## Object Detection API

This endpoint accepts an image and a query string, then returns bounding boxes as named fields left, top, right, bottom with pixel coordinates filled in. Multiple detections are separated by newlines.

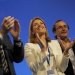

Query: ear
left=32, top=32, right=34, bottom=35
left=54, top=31, right=57, bottom=35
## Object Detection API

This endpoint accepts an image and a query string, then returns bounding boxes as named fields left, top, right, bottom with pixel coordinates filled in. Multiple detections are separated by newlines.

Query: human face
left=54, top=21, right=69, bottom=39
left=32, top=19, right=46, bottom=36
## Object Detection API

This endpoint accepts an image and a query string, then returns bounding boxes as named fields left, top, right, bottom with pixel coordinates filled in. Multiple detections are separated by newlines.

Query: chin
left=61, top=36, right=67, bottom=40
left=61, top=34, right=68, bottom=37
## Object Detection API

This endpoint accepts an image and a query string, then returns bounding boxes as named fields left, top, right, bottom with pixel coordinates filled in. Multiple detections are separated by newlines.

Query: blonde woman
left=24, top=17, right=68, bottom=75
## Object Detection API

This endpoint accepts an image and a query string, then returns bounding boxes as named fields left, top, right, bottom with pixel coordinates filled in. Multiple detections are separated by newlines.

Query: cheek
left=32, top=25, right=38, bottom=34
left=56, top=31, right=61, bottom=35
left=33, top=27, right=37, bottom=32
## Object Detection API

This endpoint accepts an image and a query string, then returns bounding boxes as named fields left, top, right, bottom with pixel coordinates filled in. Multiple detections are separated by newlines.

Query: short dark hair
left=52, top=20, right=69, bottom=39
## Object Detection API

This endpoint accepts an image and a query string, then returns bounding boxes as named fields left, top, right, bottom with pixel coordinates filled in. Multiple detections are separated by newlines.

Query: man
left=0, top=16, right=24, bottom=75
left=52, top=20, right=75, bottom=75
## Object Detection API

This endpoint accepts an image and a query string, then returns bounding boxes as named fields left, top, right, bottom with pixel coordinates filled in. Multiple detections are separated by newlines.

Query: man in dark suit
left=52, top=20, right=75, bottom=75
left=0, top=16, right=24, bottom=75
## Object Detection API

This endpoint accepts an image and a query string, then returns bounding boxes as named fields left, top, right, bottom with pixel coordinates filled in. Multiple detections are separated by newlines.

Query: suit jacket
left=50, top=40, right=75, bottom=74
left=0, top=34, right=24, bottom=75
left=24, top=41, right=69, bottom=75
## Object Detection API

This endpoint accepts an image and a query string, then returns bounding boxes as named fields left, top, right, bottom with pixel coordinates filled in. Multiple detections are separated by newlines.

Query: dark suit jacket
left=72, top=44, right=75, bottom=55
left=0, top=34, right=24, bottom=75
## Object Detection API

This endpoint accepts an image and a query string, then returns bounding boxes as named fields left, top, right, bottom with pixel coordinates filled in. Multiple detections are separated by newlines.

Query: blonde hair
left=28, top=17, right=51, bottom=43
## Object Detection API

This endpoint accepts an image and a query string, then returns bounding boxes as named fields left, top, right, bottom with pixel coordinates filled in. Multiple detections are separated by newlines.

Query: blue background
left=0, top=0, right=75, bottom=75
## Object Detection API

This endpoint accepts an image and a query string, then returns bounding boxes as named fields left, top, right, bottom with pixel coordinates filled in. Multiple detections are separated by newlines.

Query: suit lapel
left=48, top=41, right=58, bottom=59
left=34, top=44, right=48, bottom=70
left=48, top=40, right=63, bottom=63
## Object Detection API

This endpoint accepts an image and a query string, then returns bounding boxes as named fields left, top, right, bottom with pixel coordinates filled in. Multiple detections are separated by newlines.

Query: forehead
left=55, top=21, right=67, bottom=27
left=33, top=19, right=43, bottom=24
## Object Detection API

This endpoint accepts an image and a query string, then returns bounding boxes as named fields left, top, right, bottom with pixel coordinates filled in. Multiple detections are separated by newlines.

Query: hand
left=36, top=33, right=46, bottom=47
left=73, top=38, right=75, bottom=44
left=57, top=37, right=74, bottom=55
left=36, top=33, right=48, bottom=53
left=10, top=20, right=20, bottom=40
left=0, top=16, right=14, bottom=36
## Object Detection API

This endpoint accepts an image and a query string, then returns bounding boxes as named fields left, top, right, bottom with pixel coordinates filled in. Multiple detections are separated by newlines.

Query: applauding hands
left=0, top=16, right=21, bottom=40
left=58, top=36, right=75, bottom=55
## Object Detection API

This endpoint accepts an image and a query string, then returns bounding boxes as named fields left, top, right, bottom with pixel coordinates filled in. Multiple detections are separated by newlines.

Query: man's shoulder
left=24, top=43, right=38, bottom=48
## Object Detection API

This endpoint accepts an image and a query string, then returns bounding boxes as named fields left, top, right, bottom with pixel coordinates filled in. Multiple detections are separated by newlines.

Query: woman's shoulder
left=24, top=43, right=38, bottom=48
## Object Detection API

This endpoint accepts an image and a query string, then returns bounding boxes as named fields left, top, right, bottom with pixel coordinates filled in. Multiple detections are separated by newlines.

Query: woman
left=24, top=17, right=68, bottom=75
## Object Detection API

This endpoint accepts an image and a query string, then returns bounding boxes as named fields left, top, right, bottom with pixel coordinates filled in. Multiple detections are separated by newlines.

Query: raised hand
left=36, top=33, right=47, bottom=47
left=10, top=20, right=20, bottom=40
left=58, top=37, right=74, bottom=55
left=73, top=38, right=75, bottom=44
left=0, top=16, right=14, bottom=36
left=36, top=33, right=48, bottom=53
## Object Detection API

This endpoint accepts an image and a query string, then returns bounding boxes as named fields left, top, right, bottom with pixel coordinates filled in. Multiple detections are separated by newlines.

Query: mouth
left=61, top=32, right=67, bottom=35
left=62, top=32, right=66, bottom=33
left=37, top=26, right=44, bottom=30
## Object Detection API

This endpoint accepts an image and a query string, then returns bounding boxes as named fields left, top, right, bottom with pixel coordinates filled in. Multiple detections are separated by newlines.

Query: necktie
left=0, top=45, right=9, bottom=72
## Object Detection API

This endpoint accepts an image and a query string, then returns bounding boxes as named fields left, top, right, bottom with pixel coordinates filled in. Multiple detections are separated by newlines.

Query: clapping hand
left=10, top=20, right=20, bottom=40
left=0, top=16, right=14, bottom=36
left=57, top=37, right=74, bottom=55
left=36, top=33, right=48, bottom=53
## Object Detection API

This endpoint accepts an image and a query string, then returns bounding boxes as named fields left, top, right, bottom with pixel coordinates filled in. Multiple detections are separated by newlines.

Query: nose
left=62, top=27, right=65, bottom=30
left=38, top=24, right=41, bottom=27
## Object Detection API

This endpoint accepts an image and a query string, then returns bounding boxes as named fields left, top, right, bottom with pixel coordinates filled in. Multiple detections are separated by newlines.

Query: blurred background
left=0, top=0, right=75, bottom=75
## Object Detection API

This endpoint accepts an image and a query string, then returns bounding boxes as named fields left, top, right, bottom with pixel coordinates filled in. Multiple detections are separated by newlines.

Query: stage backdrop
left=0, top=0, right=75, bottom=75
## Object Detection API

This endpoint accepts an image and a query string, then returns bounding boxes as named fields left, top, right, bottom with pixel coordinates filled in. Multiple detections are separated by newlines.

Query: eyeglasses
left=56, top=25, right=68, bottom=30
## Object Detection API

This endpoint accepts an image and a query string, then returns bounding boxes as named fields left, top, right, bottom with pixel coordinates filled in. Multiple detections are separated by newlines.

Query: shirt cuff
left=63, top=53, right=69, bottom=58
left=15, top=42, right=21, bottom=47
left=0, top=34, right=3, bottom=40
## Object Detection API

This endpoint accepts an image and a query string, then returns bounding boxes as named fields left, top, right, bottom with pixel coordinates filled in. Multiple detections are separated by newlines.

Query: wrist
left=64, top=50, right=69, bottom=55
left=14, top=37, right=21, bottom=43
left=64, top=53, right=69, bottom=57
left=14, top=37, right=20, bottom=41
left=0, top=30, right=5, bottom=36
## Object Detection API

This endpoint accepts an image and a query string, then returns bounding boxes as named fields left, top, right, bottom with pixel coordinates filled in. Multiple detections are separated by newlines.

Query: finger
left=8, top=20, right=14, bottom=26
left=57, top=36, right=63, bottom=44
left=36, top=33, right=43, bottom=43
left=57, top=36, right=65, bottom=48
left=36, top=33, right=40, bottom=39
left=7, top=23, right=14, bottom=30
left=2, top=17, right=7, bottom=25
left=73, top=38, right=75, bottom=43
left=2, top=16, right=11, bottom=25
left=67, top=38, right=71, bottom=42
left=14, top=20, right=20, bottom=32
left=70, top=42, right=74, bottom=47
left=64, top=38, right=70, bottom=43
left=6, top=17, right=14, bottom=24
left=6, top=16, right=11, bottom=20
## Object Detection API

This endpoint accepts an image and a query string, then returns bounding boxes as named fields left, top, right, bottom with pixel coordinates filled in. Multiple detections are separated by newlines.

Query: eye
left=34, top=23, right=38, bottom=26
left=64, top=25, right=68, bottom=28
left=56, top=26, right=62, bottom=30
left=58, top=26, right=62, bottom=29
left=40, top=22, right=44, bottom=24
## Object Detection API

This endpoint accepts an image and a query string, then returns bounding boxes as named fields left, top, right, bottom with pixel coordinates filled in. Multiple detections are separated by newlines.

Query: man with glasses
left=52, top=20, right=75, bottom=75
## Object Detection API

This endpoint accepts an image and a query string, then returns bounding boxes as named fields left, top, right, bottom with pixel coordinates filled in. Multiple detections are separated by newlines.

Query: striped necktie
left=0, top=45, right=9, bottom=72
